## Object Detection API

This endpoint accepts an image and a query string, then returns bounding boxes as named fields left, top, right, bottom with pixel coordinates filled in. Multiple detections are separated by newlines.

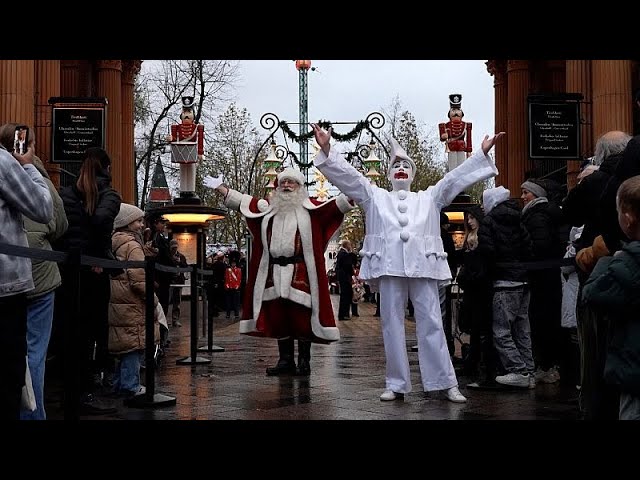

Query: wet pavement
left=45, top=296, right=582, bottom=421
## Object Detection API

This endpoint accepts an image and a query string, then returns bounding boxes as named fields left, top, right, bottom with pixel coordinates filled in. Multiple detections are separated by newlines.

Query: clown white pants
left=379, top=276, right=457, bottom=393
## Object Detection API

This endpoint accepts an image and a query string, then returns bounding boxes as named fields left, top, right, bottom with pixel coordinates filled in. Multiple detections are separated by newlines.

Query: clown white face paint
left=388, top=158, right=413, bottom=191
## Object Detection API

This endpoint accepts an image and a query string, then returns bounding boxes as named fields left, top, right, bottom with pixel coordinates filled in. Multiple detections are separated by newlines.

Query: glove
left=203, top=174, right=224, bottom=189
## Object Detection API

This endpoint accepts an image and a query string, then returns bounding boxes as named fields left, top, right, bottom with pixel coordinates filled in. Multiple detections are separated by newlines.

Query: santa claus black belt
left=269, top=255, right=305, bottom=266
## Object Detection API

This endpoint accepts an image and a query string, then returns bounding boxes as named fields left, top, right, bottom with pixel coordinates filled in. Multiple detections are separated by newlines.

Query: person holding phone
left=14, top=126, right=29, bottom=155
left=0, top=123, right=53, bottom=420
left=0, top=123, right=69, bottom=420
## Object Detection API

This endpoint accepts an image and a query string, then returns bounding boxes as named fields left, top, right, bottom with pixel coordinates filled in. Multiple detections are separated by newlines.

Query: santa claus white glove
left=203, top=174, right=224, bottom=189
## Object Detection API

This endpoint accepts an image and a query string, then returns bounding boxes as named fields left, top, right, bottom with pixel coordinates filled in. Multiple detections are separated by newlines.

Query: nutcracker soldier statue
left=166, top=96, right=205, bottom=199
left=439, top=94, right=472, bottom=172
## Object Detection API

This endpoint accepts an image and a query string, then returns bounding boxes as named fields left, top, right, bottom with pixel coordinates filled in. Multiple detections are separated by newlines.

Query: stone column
left=566, top=60, right=592, bottom=190
left=0, top=60, right=35, bottom=126
left=96, top=60, right=123, bottom=196
left=120, top=60, right=141, bottom=204
left=487, top=60, right=508, bottom=187
left=35, top=61, right=61, bottom=187
left=592, top=60, right=633, bottom=139
left=506, top=60, right=530, bottom=196
left=547, top=60, right=566, bottom=93
left=60, top=60, right=81, bottom=97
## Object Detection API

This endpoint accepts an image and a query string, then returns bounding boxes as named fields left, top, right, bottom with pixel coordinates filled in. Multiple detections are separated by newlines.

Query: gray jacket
left=0, top=145, right=53, bottom=297
left=24, top=156, right=68, bottom=299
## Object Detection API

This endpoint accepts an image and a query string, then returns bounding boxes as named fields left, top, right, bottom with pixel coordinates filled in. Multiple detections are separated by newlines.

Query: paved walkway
left=46, top=296, right=581, bottom=420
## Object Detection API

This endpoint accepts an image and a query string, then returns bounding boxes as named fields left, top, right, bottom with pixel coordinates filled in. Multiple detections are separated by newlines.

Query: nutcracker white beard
left=270, top=186, right=308, bottom=213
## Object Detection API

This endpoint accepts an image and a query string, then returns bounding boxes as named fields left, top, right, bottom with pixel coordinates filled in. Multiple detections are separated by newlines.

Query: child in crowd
left=583, top=175, right=640, bottom=420
left=109, top=203, right=160, bottom=397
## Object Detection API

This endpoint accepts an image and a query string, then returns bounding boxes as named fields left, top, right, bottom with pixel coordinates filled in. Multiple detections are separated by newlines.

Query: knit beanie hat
left=114, top=203, right=145, bottom=229
left=482, top=186, right=511, bottom=214
left=520, top=179, right=547, bottom=198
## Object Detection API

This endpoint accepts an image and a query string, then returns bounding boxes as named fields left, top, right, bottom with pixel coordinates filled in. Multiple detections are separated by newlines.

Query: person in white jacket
left=312, top=124, right=504, bottom=403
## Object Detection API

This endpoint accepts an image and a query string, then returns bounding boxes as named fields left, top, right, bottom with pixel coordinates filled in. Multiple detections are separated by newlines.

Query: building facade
left=486, top=60, right=640, bottom=193
left=0, top=60, right=141, bottom=203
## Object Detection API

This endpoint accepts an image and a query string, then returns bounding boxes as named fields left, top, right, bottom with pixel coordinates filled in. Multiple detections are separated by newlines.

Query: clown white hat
left=277, top=167, right=306, bottom=186
left=389, top=137, right=416, bottom=173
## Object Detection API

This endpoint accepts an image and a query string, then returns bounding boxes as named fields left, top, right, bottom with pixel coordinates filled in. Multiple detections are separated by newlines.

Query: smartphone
left=14, top=125, right=29, bottom=155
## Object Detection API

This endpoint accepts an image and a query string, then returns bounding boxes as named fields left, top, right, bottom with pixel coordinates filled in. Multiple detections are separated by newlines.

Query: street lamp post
left=295, top=60, right=312, bottom=183
left=148, top=97, right=228, bottom=365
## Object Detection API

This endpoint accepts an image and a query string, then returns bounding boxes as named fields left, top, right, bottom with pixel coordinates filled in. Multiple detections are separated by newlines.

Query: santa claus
left=203, top=168, right=353, bottom=376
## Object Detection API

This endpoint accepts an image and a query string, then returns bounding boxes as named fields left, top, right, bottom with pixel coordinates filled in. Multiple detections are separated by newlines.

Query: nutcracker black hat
left=181, top=96, right=195, bottom=109
left=449, top=94, right=462, bottom=109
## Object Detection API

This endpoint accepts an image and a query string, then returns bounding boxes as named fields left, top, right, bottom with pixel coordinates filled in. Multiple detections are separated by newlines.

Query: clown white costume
left=312, top=124, right=504, bottom=402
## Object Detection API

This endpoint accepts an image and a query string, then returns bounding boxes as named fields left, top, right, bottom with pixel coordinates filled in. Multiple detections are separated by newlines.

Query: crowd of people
left=4, top=107, right=640, bottom=420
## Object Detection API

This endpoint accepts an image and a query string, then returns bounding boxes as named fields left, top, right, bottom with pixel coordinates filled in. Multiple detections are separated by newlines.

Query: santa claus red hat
left=276, top=167, right=306, bottom=187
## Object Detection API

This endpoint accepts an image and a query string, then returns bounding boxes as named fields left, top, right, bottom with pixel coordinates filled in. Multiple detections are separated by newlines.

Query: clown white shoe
left=379, top=390, right=404, bottom=401
left=444, top=386, right=467, bottom=403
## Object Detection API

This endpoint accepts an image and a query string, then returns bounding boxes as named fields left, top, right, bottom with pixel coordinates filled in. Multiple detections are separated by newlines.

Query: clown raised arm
left=312, top=122, right=504, bottom=405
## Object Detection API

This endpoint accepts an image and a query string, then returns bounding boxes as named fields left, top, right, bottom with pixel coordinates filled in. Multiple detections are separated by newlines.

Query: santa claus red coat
left=223, top=188, right=353, bottom=344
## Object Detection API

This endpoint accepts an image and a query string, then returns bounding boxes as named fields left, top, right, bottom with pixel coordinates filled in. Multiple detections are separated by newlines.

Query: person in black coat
left=440, top=211, right=458, bottom=358
left=521, top=178, right=566, bottom=384
left=599, top=135, right=640, bottom=254
left=146, top=213, right=173, bottom=315
left=563, top=131, right=630, bottom=255
left=478, top=186, right=534, bottom=388
left=565, top=131, right=631, bottom=420
left=458, top=205, right=497, bottom=387
left=56, top=147, right=121, bottom=414
left=335, top=239, right=355, bottom=320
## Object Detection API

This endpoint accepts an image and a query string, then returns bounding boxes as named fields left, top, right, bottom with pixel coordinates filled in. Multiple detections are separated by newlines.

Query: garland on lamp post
left=249, top=112, right=389, bottom=196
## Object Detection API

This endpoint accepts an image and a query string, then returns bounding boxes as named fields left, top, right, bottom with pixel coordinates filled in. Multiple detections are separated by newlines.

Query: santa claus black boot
left=266, top=337, right=296, bottom=376
left=296, top=339, right=311, bottom=376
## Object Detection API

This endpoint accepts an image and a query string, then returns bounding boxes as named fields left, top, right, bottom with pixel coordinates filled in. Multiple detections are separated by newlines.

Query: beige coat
left=108, top=230, right=159, bottom=354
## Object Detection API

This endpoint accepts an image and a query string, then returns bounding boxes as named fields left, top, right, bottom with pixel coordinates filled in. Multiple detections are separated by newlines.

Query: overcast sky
left=233, top=60, right=495, bottom=159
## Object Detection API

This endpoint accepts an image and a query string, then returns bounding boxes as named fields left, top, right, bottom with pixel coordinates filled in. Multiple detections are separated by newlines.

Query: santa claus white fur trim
left=227, top=188, right=341, bottom=342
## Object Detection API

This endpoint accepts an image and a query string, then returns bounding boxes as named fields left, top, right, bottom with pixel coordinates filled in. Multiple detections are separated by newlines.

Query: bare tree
left=198, top=103, right=266, bottom=250
left=134, top=60, right=239, bottom=208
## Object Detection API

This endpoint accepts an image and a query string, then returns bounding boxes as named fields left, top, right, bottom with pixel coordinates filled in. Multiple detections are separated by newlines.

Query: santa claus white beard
left=270, top=187, right=307, bottom=213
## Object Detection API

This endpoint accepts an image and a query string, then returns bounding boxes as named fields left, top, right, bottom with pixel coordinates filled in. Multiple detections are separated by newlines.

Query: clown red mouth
left=394, top=172, right=408, bottom=179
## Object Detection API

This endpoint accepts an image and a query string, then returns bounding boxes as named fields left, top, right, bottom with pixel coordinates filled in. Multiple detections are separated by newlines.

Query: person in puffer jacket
left=109, top=203, right=160, bottom=398
left=477, top=186, right=534, bottom=389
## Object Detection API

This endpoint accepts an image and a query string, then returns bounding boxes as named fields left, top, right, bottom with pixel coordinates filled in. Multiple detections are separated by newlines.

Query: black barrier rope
left=0, top=238, right=585, bottom=416
left=0, top=241, right=579, bottom=273
left=0, top=241, right=181, bottom=415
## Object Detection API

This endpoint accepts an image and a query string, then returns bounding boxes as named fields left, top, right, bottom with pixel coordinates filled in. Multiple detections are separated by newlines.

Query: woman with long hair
left=457, top=205, right=498, bottom=388
left=56, top=147, right=121, bottom=414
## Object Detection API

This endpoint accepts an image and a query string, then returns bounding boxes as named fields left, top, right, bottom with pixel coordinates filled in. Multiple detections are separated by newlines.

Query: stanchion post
left=176, top=262, right=210, bottom=365
left=125, top=255, right=176, bottom=408
left=64, top=247, right=81, bottom=421
left=144, top=256, right=156, bottom=399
